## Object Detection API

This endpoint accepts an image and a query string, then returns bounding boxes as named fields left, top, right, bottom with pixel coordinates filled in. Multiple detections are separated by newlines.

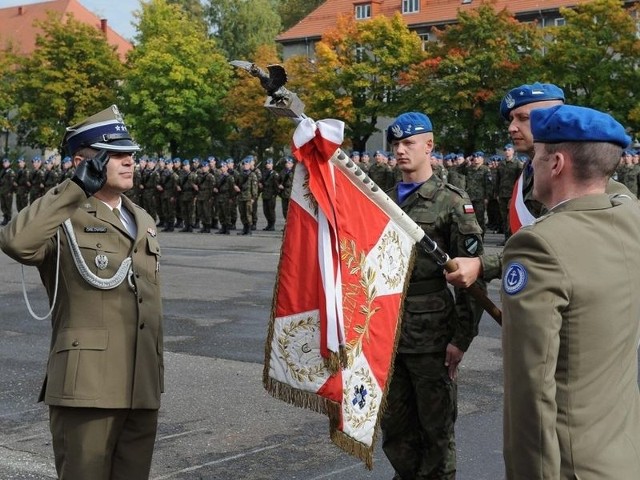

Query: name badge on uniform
left=85, top=226, right=108, bottom=233
left=503, top=262, right=527, bottom=295
left=95, top=254, right=109, bottom=270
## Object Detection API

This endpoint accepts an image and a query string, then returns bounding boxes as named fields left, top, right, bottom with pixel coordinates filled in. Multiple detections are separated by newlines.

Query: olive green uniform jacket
left=501, top=194, right=640, bottom=480
left=389, top=176, right=485, bottom=353
left=0, top=180, right=164, bottom=409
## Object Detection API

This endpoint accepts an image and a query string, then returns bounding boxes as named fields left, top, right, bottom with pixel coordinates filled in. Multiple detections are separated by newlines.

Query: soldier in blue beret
left=501, top=104, right=640, bottom=480
left=381, top=111, right=485, bottom=480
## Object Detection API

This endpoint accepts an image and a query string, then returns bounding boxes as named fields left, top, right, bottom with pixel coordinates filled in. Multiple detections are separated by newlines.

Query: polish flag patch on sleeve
left=463, top=204, right=475, bottom=214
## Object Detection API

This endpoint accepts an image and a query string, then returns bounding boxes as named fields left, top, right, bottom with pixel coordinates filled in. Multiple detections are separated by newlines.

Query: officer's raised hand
left=72, top=149, right=110, bottom=196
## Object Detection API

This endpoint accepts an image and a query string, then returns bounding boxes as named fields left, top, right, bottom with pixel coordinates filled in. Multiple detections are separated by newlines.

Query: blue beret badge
left=503, top=262, right=528, bottom=295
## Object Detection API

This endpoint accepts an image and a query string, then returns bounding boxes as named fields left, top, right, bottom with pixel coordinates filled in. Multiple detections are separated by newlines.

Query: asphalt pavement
left=0, top=210, right=507, bottom=480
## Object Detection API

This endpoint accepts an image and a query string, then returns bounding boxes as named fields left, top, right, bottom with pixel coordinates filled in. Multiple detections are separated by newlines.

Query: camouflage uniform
left=495, top=157, right=523, bottom=240
left=461, top=163, right=492, bottom=236
left=178, top=166, right=198, bottom=232
left=195, top=167, right=216, bottom=232
left=215, top=167, right=236, bottom=234
left=42, top=163, right=61, bottom=195
left=251, top=166, right=262, bottom=230
left=279, top=165, right=294, bottom=219
left=14, top=162, right=29, bottom=212
left=368, top=161, right=390, bottom=190
left=236, top=167, right=258, bottom=235
left=158, top=165, right=179, bottom=232
left=382, top=175, right=485, bottom=480
left=29, top=165, right=46, bottom=204
left=0, top=161, right=16, bottom=224
left=261, top=164, right=280, bottom=231
left=445, top=164, right=466, bottom=190
left=228, top=164, right=240, bottom=229
left=140, top=165, right=159, bottom=222
left=616, top=163, right=639, bottom=198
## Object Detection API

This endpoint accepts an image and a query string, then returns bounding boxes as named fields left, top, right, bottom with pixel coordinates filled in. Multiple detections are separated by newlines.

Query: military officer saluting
left=0, top=105, right=164, bottom=480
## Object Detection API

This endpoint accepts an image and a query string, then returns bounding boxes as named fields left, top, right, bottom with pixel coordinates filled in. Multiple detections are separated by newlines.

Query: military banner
left=263, top=118, right=415, bottom=467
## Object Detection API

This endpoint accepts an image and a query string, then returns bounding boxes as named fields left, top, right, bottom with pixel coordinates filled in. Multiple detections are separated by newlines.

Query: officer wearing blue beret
left=501, top=104, right=640, bottom=479
left=446, top=83, right=635, bottom=288
left=0, top=105, right=163, bottom=479
left=381, top=111, right=485, bottom=480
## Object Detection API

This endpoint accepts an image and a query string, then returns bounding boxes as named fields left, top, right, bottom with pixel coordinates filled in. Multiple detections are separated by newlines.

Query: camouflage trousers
left=238, top=199, right=253, bottom=226
left=281, top=197, right=290, bottom=219
left=0, top=192, right=12, bottom=218
left=471, top=199, right=486, bottom=236
left=381, top=351, right=457, bottom=480
left=16, top=191, right=28, bottom=212
left=498, top=197, right=512, bottom=239
left=141, top=194, right=157, bottom=222
left=262, top=197, right=277, bottom=227
left=197, top=197, right=213, bottom=226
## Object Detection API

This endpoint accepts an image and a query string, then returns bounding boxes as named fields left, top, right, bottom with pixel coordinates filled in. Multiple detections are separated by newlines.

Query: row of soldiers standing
left=0, top=155, right=75, bottom=225
left=125, top=155, right=296, bottom=235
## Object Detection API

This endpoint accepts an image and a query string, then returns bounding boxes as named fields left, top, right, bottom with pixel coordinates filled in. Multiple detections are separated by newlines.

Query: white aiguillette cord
left=21, top=229, right=61, bottom=321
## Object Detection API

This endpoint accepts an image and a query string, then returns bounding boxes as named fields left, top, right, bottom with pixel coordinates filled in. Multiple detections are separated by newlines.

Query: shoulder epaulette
left=444, top=182, right=466, bottom=198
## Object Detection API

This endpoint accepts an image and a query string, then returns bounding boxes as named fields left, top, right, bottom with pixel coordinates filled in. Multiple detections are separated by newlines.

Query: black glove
left=71, top=149, right=110, bottom=196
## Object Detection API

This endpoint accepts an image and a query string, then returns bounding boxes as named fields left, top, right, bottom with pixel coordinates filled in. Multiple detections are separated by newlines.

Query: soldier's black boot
left=263, top=223, right=275, bottom=231
left=251, top=224, right=257, bottom=230
left=216, top=225, right=228, bottom=235
left=199, top=224, right=210, bottom=233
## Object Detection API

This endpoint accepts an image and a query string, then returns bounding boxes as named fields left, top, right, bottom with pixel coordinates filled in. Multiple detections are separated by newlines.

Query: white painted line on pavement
left=151, top=443, right=282, bottom=480
left=308, top=463, right=361, bottom=479
left=156, top=428, right=209, bottom=441
left=0, top=408, right=43, bottom=419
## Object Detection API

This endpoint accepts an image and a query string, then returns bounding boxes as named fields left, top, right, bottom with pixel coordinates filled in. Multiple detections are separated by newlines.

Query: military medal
left=95, top=254, right=109, bottom=270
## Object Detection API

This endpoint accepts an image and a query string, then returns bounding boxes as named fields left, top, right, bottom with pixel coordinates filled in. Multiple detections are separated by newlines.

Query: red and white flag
left=509, top=172, right=535, bottom=233
left=264, top=118, right=415, bottom=467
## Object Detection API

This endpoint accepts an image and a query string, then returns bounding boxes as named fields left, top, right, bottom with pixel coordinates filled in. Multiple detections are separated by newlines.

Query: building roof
left=0, top=0, right=132, bottom=59
left=277, top=0, right=615, bottom=42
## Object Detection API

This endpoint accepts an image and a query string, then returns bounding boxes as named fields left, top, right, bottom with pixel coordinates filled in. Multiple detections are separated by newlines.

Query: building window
left=419, top=32, right=430, bottom=50
left=554, top=17, right=566, bottom=26
left=355, top=3, right=371, bottom=19
left=402, top=0, right=419, bottom=14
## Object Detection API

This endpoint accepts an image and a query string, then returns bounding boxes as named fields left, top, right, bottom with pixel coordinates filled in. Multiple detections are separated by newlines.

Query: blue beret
left=285, top=157, right=294, bottom=163
left=62, top=105, right=140, bottom=155
left=374, top=150, right=383, bottom=156
left=473, top=151, right=485, bottom=157
left=387, top=112, right=433, bottom=143
left=225, top=157, right=234, bottom=164
left=351, top=151, right=360, bottom=157
left=504, top=143, right=513, bottom=150
left=265, top=158, right=273, bottom=164
left=500, top=83, right=565, bottom=121
left=2, top=157, right=9, bottom=163
left=63, top=156, right=72, bottom=163
left=182, top=159, right=190, bottom=166
left=219, top=160, right=227, bottom=166
left=32, top=155, right=41, bottom=162
left=201, top=160, right=209, bottom=166
left=362, top=151, right=370, bottom=156
left=531, top=105, right=631, bottom=148
left=432, top=152, right=443, bottom=160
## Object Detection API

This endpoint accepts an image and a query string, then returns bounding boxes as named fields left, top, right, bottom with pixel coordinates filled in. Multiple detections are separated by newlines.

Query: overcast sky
left=0, top=0, right=139, bottom=40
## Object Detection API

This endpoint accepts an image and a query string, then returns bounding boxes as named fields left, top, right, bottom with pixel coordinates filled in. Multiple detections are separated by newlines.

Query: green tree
left=224, top=45, right=292, bottom=161
left=405, top=3, right=542, bottom=154
left=123, top=0, right=231, bottom=158
left=278, top=0, right=325, bottom=31
left=11, top=12, right=124, bottom=151
left=288, top=13, right=424, bottom=152
left=205, top=0, right=282, bottom=60
left=542, top=0, right=640, bottom=133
